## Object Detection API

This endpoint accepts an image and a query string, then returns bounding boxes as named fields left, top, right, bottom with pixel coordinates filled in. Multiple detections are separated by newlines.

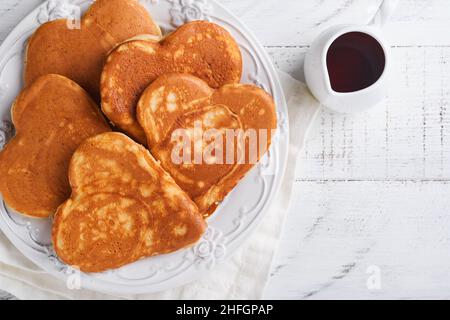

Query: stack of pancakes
left=0, top=0, right=277, bottom=272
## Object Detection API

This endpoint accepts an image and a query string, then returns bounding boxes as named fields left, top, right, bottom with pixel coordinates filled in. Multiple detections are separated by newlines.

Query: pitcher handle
left=369, top=0, right=399, bottom=27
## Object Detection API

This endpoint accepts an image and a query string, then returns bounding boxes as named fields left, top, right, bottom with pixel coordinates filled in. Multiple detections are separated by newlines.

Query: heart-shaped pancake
left=52, top=132, right=206, bottom=272
left=137, top=74, right=277, bottom=217
left=101, top=21, right=242, bottom=144
left=25, top=0, right=161, bottom=100
left=0, top=74, right=111, bottom=218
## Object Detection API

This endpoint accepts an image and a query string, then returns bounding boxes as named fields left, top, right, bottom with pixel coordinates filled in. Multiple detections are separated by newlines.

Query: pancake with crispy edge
left=52, top=132, right=206, bottom=272
left=0, top=74, right=111, bottom=218
left=137, top=73, right=277, bottom=217
left=101, top=21, right=242, bottom=144
left=25, top=0, right=162, bottom=100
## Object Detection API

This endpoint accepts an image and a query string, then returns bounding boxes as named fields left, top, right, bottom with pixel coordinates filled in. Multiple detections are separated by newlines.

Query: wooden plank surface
left=266, top=180, right=450, bottom=299
left=1, top=0, right=450, bottom=300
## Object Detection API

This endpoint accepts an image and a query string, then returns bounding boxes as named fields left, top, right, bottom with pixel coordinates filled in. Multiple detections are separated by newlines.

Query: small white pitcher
left=304, top=0, right=399, bottom=113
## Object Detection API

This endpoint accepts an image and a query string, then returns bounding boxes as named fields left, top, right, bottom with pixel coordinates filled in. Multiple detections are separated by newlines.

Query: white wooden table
left=2, top=0, right=450, bottom=300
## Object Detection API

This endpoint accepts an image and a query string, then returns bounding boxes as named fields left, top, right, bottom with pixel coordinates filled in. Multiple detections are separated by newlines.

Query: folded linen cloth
left=0, top=71, right=320, bottom=300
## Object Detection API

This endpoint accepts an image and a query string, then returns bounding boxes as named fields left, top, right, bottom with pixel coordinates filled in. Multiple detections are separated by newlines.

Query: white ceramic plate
left=0, top=0, right=288, bottom=295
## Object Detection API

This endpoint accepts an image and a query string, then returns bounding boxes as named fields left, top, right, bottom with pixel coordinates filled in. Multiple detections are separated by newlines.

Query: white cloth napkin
left=0, top=71, right=320, bottom=300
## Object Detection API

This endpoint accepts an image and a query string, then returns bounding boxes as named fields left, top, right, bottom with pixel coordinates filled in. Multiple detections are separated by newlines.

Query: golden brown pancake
left=52, top=132, right=206, bottom=272
left=0, top=74, right=111, bottom=218
left=25, top=0, right=161, bottom=100
left=137, top=74, right=277, bottom=217
left=101, top=21, right=243, bottom=144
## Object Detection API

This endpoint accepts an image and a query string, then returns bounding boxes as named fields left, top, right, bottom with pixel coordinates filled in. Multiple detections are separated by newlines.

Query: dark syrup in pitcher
left=326, top=32, right=386, bottom=93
